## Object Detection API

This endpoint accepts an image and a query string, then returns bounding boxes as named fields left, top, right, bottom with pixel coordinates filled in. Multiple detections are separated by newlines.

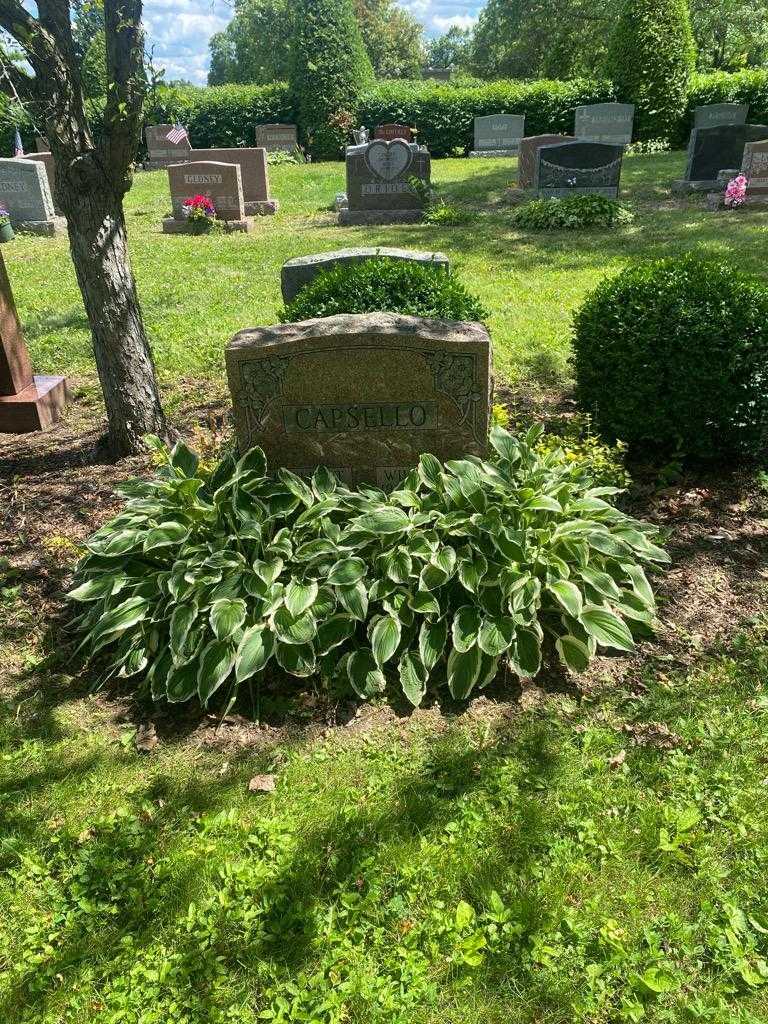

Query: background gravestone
left=694, top=104, right=749, bottom=129
left=518, top=134, right=573, bottom=189
left=145, top=125, right=192, bottom=169
left=373, top=124, right=415, bottom=142
left=25, top=152, right=61, bottom=215
left=741, top=139, right=768, bottom=202
left=678, top=123, right=768, bottom=189
left=534, top=141, right=624, bottom=197
left=575, top=103, right=635, bottom=146
left=35, top=136, right=49, bottom=153
left=0, top=250, right=68, bottom=433
left=340, top=140, right=430, bottom=225
left=163, top=161, right=250, bottom=233
left=281, top=248, right=449, bottom=304
left=225, top=312, right=491, bottom=488
left=422, top=67, right=451, bottom=81
left=0, top=158, right=63, bottom=235
left=181, top=147, right=278, bottom=214
left=255, top=124, right=298, bottom=152
left=469, top=114, right=525, bottom=157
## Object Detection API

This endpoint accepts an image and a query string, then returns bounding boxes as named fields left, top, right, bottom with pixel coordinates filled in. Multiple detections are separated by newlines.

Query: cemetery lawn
left=2, top=150, right=768, bottom=1023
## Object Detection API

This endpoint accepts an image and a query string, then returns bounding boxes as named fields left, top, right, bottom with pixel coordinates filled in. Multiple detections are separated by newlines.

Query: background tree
left=353, top=0, right=422, bottom=78
left=689, top=0, right=768, bottom=70
left=208, top=0, right=293, bottom=86
left=0, top=0, right=168, bottom=456
left=424, top=26, right=474, bottom=72
left=608, top=0, right=696, bottom=139
left=289, top=0, right=373, bottom=158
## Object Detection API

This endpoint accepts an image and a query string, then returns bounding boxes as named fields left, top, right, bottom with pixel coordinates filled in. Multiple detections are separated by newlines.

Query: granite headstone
left=741, top=138, right=768, bottom=201
left=518, top=134, right=573, bottom=189
left=469, top=114, right=525, bottom=157
left=25, top=152, right=60, bottom=214
left=225, top=312, right=491, bottom=488
left=340, top=140, right=430, bottom=225
left=181, top=147, right=278, bottom=214
left=575, top=103, right=634, bottom=146
left=255, top=124, right=298, bottom=152
left=163, top=160, right=250, bottom=233
left=681, top=123, right=768, bottom=188
left=0, top=158, right=62, bottom=235
left=373, top=124, right=415, bottom=142
left=145, top=124, right=192, bottom=169
left=533, top=141, right=624, bottom=198
left=694, top=104, right=749, bottom=129
left=281, top=248, right=449, bottom=304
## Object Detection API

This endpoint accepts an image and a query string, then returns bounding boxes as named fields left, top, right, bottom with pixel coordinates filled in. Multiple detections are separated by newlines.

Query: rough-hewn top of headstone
left=280, top=248, right=449, bottom=303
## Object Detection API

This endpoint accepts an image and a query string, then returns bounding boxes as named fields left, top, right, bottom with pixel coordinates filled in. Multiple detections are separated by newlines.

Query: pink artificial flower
left=724, top=175, right=748, bottom=208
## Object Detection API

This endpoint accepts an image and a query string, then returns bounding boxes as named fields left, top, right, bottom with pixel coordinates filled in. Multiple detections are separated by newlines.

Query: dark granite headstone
left=684, top=124, right=768, bottom=186
left=225, top=312, right=491, bottom=488
left=518, top=135, right=573, bottom=189
left=694, top=104, right=748, bottom=129
left=534, top=141, right=624, bottom=198
left=575, top=103, right=634, bottom=146
left=340, top=140, right=430, bottom=225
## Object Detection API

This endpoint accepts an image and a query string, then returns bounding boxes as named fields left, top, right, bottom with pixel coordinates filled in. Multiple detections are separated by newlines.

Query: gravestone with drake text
left=340, top=140, right=430, bottom=224
left=225, top=312, right=491, bottom=488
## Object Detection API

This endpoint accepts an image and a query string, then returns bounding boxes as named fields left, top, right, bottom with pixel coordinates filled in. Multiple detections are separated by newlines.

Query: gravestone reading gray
left=25, top=153, right=61, bottom=214
left=339, top=140, right=430, bottom=225
left=694, top=104, right=749, bottom=129
left=281, top=248, right=450, bottom=304
left=183, top=148, right=278, bottom=214
left=255, top=124, right=298, bottom=152
left=533, top=141, right=624, bottom=198
left=145, top=124, right=192, bottom=170
left=469, top=114, right=525, bottom=157
left=741, top=139, right=768, bottom=202
left=373, top=124, right=415, bottom=143
left=225, top=312, right=491, bottom=488
left=0, top=249, right=68, bottom=433
left=422, top=67, right=452, bottom=81
left=517, top=134, right=573, bottom=189
left=163, top=161, right=250, bottom=233
left=675, top=123, right=768, bottom=190
left=575, top=103, right=635, bottom=146
left=0, top=158, right=63, bottom=235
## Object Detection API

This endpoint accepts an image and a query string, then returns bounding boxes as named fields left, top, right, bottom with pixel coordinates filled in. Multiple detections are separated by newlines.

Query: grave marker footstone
left=575, top=103, right=634, bottom=146
left=339, top=140, right=430, bottom=225
left=518, top=134, right=573, bottom=189
left=163, top=160, right=251, bottom=233
left=534, top=141, right=624, bottom=198
left=255, top=124, right=298, bottom=152
left=373, top=124, right=415, bottom=143
left=182, top=148, right=278, bottom=214
left=145, top=124, right=192, bottom=169
left=694, top=104, right=748, bottom=129
left=225, top=312, right=491, bottom=488
left=0, top=250, right=68, bottom=433
left=0, top=158, right=64, bottom=235
left=281, top=248, right=449, bottom=304
left=674, top=123, right=768, bottom=191
left=469, top=114, right=525, bottom=157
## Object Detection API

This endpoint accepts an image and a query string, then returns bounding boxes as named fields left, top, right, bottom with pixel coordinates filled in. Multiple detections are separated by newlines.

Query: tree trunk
left=59, top=168, right=168, bottom=458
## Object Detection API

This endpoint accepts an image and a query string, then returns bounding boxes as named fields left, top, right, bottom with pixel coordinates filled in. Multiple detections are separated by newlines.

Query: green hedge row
left=3, top=70, right=768, bottom=158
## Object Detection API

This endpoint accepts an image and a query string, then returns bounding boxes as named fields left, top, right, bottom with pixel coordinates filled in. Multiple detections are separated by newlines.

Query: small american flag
left=166, top=124, right=188, bottom=145
left=13, top=129, right=24, bottom=157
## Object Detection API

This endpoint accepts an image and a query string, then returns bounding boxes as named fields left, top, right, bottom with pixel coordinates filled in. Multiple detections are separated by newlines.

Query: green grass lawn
left=3, top=151, right=768, bottom=1023
left=10, top=151, right=768, bottom=394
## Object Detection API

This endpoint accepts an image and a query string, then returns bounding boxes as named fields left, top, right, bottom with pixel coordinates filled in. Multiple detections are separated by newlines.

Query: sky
left=142, top=0, right=484, bottom=86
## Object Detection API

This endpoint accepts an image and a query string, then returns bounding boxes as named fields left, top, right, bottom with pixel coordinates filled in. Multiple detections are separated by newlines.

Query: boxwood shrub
left=573, top=254, right=768, bottom=458
left=280, top=258, right=487, bottom=322
left=68, top=428, right=667, bottom=711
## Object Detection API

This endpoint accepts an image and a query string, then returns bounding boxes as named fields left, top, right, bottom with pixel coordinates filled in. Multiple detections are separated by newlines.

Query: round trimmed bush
left=573, top=254, right=768, bottom=458
left=280, top=258, right=487, bottom=322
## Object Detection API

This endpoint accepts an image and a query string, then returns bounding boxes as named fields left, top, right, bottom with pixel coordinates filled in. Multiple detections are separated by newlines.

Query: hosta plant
left=68, top=427, right=668, bottom=711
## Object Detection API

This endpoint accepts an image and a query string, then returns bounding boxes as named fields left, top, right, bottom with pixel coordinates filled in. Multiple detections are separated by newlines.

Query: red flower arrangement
left=182, top=194, right=216, bottom=228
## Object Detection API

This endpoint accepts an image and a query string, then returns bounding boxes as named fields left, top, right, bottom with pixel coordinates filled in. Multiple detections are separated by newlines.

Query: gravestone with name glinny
left=674, top=123, right=768, bottom=191
left=0, top=158, right=64, bottom=236
left=374, top=124, right=415, bottom=143
left=574, top=103, right=635, bottom=146
left=340, top=139, right=430, bottom=225
left=740, top=138, right=768, bottom=203
left=281, top=248, right=450, bottom=304
left=0, top=248, right=68, bottom=433
left=533, top=141, right=624, bottom=198
left=225, top=312, right=491, bottom=489
left=255, top=124, right=298, bottom=153
left=517, top=134, right=573, bottom=189
left=182, top=148, right=278, bottom=215
left=693, top=104, right=749, bottom=129
left=163, top=160, right=250, bottom=233
left=469, top=114, right=525, bottom=158
left=145, top=124, right=192, bottom=170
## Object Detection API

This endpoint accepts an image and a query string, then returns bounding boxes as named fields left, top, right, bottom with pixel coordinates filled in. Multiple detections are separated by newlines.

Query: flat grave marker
left=226, top=312, right=491, bottom=488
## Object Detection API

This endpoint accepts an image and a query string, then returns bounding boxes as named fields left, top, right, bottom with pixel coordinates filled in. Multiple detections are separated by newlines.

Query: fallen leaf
left=248, top=774, right=276, bottom=793
left=608, top=749, right=626, bottom=769
left=135, top=723, right=158, bottom=753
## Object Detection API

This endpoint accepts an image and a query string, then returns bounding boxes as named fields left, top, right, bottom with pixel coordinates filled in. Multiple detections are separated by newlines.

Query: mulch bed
left=1, top=378, right=766, bottom=752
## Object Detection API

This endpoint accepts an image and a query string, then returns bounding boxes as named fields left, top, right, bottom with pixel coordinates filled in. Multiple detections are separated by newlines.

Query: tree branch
left=0, top=0, right=54, bottom=68
left=101, top=0, right=146, bottom=187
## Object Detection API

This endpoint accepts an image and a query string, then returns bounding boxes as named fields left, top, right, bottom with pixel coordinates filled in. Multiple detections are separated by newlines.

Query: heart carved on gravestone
left=365, top=140, right=413, bottom=181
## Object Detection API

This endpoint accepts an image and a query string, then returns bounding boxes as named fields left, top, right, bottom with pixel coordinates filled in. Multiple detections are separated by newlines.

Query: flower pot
left=0, top=222, right=15, bottom=243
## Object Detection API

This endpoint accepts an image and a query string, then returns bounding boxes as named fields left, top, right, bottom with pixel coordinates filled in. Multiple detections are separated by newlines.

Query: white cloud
left=431, top=13, right=478, bottom=31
